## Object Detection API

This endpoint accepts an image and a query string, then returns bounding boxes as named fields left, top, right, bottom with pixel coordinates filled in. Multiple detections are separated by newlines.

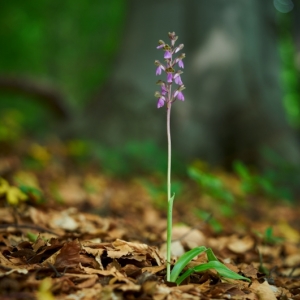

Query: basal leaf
left=176, top=261, right=250, bottom=285
left=206, top=248, right=218, bottom=261
left=170, top=246, right=207, bottom=282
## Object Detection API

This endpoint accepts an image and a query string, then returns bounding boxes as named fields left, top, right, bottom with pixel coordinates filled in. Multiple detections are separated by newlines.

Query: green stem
left=166, top=104, right=172, bottom=281
left=167, top=104, right=171, bottom=215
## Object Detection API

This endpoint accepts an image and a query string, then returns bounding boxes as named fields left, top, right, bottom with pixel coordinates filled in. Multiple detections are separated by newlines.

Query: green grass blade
left=170, top=246, right=207, bottom=282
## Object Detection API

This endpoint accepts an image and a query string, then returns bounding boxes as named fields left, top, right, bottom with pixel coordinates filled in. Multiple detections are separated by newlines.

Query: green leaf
left=206, top=248, right=218, bottom=261
left=176, top=261, right=250, bottom=285
left=176, top=261, right=251, bottom=285
left=174, top=268, right=194, bottom=285
left=170, top=246, right=207, bottom=282
left=27, top=232, right=38, bottom=242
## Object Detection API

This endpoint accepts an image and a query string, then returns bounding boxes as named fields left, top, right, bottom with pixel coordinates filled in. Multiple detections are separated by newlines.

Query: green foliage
left=94, top=141, right=185, bottom=177
left=66, top=139, right=93, bottom=165
left=257, top=249, right=269, bottom=276
left=255, top=226, right=284, bottom=275
left=263, top=227, right=284, bottom=244
left=194, top=210, right=223, bottom=233
left=188, top=166, right=235, bottom=218
left=277, top=11, right=300, bottom=128
left=170, top=246, right=250, bottom=285
left=19, top=185, right=44, bottom=204
left=141, top=178, right=183, bottom=210
left=0, top=96, right=61, bottom=137
left=0, top=178, right=28, bottom=206
left=170, top=246, right=207, bottom=282
left=0, top=0, right=126, bottom=112
left=189, top=160, right=298, bottom=233
left=256, top=227, right=284, bottom=245
left=0, top=109, right=24, bottom=143
left=27, top=232, right=38, bottom=242
left=234, top=160, right=295, bottom=202
left=234, top=161, right=273, bottom=196
left=67, top=139, right=90, bottom=157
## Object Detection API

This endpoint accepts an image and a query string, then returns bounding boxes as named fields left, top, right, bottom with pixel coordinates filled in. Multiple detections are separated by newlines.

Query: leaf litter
left=0, top=138, right=299, bottom=299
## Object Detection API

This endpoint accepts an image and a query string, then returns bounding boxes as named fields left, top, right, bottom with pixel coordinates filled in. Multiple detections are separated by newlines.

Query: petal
left=167, top=73, right=173, bottom=83
left=161, top=85, right=167, bottom=95
left=164, top=51, right=172, bottom=59
left=157, top=97, right=165, bottom=108
left=177, top=91, right=185, bottom=101
left=174, top=75, right=182, bottom=85
left=156, top=66, right=162, bottom=76
left=175, top=44, right=184, bottom=53
left=178, top=60, right=184, bottom=68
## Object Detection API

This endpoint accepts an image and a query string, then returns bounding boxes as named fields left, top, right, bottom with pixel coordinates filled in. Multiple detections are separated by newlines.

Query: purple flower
left=174, top=44, right=184, bottom=53
left=161, top=85, right=167, bottom=96
left=155, top=33, right=186, bottom=108
left=155, top=60, right=165, bottom=75
left=156, top=65, right=163, bottom=76
left=157, top=97, right=165, bottom=108
left=164, top=51, right=172, bottom=59
left=174, top=90, right=185, bottom=101
left=157, top=40, right=165, bottom=49
left=178, top=59, right=184, bottom=69
left=174, top=74, right=183, bottom=85
left=177, top=91, right=184, bottom=101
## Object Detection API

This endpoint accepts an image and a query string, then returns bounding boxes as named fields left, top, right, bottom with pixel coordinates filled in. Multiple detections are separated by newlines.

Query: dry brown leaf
left=78, top=264, right=124, bottom=278
left=240, top=264, right=258, bottom=278
left=160, top=240, right=185, bottom=258
left=163, top=225, right=206, bottom=250
left=122, top=264, right=142, bottom=277
left=56, top=176, right=87, bottom=206
left=284, top=253, right=300, bottom=267
left=76, top=276, right=98, bottom=289
left=257, top=244, right=281, bottom=258
left=278, top=221, right=300, bottom=243
left=227, top=235, right=255, bottom=253
left=55, top=240, right=81, bottom=268
left=1, top=135, right=300, bottom=300
left=0, top=207, right=15, bottom=223
left=50, top=209, right=79, bottom=231
left=142, top=280, right=157, bottom=295
left=251, top=280, right=277, bottom=300
left=143, top=265, right=166, bottom=274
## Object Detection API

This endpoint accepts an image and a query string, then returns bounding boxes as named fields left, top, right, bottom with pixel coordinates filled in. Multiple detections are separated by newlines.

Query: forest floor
left=0, top=137, right=300, bottom=300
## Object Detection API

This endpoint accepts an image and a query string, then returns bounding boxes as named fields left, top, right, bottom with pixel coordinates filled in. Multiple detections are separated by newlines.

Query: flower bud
left=157, top=40, right=165, bottom=49
left=175, top=44, right=184, bottom=53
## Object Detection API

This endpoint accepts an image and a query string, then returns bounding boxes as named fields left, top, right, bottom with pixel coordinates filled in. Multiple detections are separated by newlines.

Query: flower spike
left=154, top=32, right=186, bottom=109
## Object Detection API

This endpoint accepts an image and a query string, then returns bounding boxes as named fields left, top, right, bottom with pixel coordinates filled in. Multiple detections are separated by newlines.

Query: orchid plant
left=154, top=32, right=185, bottom=281
left=154, top=32, right=250, bottom=284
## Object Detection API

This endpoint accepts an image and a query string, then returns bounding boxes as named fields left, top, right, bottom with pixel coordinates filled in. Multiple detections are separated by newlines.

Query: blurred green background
left=0, top=0, right=125, bottom=104
left=0, top=1, right=299, bottom=126
left=0, top=0, right=125, bottom=134
left=0, top=1, right=299, bottom=180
